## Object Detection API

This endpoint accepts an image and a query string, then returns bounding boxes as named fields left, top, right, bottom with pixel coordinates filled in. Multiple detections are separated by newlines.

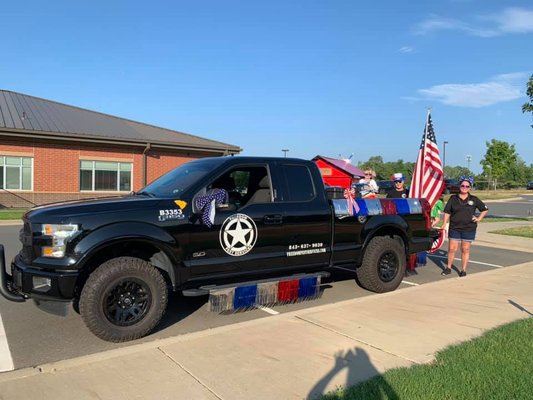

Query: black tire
left=356, top=236, right=406, bottom=293
left=79, top=257, right=168, bottom=342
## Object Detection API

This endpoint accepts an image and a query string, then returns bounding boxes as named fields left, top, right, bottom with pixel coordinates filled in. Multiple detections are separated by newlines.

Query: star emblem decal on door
left=219, top=214, right=258, bottom=256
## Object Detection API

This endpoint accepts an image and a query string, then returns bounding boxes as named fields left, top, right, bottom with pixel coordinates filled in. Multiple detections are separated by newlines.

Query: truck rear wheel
left=79, top=257, right=168, bottom=342
left=356, top=236, right=405, bottom=293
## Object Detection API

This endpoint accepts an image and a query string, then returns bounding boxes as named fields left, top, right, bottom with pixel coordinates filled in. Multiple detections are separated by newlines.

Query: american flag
left=409, top=111, right=445, bottom=208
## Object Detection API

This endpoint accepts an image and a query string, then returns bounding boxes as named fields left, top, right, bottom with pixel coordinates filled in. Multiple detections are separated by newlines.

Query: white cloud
left=415, top=16, right=498, bottom=37
left=485, top=7, right=533, bottom=34
left=398, top=46, right=415, bottom=54
left=416, top=73, right=527, bottom=108
left=415, top=7, right=533, bottom=37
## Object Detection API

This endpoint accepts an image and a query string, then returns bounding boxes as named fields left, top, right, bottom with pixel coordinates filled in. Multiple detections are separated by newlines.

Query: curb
left=483, top=197, right=524, bottom=203
left=0, top=221, right=22, bottom=226
left=475, top=240, right=533, bottom=254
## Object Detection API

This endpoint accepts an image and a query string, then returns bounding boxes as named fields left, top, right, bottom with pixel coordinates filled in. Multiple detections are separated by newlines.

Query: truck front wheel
left=79, top=257, right=168, bottom=342
left=357, top=236, right=405, bottom=293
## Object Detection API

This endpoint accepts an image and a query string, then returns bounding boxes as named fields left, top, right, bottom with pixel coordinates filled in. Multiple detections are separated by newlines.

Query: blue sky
left=1, top=0, right=532, bottom=174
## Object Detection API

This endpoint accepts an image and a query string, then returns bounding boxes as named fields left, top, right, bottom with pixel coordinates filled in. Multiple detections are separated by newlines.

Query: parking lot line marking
left=430, top=255, right=504, bottom=268
left=401, top=280, right=419, bottom=286
left=0, top=313, right=14, bottom=372
left=256, top=306, right=279, bottom=315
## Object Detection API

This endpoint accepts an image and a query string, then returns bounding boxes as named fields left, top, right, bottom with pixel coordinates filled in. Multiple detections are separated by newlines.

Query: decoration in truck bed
left=429, top=228, right=445, bottom=253
left=352, top=182, right=377, bottom=199
left=333, top=197, right=423, bottom=218
left=343, top=188, right=360, bottom=215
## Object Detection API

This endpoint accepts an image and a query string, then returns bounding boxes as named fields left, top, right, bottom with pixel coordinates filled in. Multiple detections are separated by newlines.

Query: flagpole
left=410, top=107, right=444, bottom=207
left=419, top=108, right=431, bottom=196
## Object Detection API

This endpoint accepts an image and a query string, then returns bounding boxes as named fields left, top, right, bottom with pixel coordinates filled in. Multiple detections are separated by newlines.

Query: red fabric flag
left=409, top=111, right=445, bottom=208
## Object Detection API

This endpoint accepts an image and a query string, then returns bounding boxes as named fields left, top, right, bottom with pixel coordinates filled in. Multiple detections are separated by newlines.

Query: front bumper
left=1, top=245, right=79, bottom=302
left=0, top=245, right=26, bottom=302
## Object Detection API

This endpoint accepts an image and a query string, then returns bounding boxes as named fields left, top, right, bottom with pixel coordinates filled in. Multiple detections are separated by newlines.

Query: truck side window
left=283, top=165, right=315, bottom=201
left=211, top=173, right=243, bottom=209
left=246, top=175, right=271, bottom=204
left=210, top=166, right=271, bottom=208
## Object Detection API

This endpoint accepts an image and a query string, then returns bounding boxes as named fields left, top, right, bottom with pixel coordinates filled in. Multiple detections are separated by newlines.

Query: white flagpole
left=419, top=108, right=431, bottom=196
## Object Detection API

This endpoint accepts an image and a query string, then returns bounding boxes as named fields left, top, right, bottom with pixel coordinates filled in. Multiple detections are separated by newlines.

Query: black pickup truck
left=1, top=156, right=435, bottom=342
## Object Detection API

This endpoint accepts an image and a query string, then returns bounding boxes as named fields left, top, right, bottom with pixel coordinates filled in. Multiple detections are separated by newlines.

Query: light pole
left=282, top=149, right=289, bottom=158
left=466, top=154, right=472, bottom=172
left=443, top=141, right=448, bottom=176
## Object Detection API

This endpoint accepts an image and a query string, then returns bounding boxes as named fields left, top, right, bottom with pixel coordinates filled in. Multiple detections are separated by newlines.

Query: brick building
left=0, top=90, right=241, bottom=208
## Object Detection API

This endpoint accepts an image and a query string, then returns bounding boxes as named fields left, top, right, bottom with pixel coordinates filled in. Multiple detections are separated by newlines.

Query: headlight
left=41, top=224, right=79, bottom=258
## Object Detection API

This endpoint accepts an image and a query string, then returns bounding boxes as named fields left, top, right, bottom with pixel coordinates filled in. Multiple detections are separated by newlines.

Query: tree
left=358, top=156, right=384, bottom=178
left=480, top=139, right=524, bottom=187
left=523, top=74, right=533, bottom=128
left=505, top=159, right=529, bottom=188
left=358, top=157, right=415, bottom=181
left=445, top=166, right=472, bottom=179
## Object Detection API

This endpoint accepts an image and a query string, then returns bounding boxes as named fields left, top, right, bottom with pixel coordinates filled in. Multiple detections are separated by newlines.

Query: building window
left=80, top=161, right=132, bottom=192
left=0, top=156, right=33, bottom=190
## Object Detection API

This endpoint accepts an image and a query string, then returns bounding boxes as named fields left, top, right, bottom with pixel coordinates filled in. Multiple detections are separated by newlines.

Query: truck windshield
left=137, top=158, right=225, bottom=198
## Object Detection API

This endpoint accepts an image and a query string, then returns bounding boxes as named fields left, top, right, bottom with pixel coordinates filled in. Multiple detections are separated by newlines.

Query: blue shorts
left=448, top=229, right=476, bottom=242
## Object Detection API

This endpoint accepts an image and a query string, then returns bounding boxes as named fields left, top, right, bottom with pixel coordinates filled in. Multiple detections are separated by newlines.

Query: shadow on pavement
left=508, top=299, right=533, bottom=316
left=307, top=347, right=398, bottom=399
left=153, top=292, right=206, bottom=332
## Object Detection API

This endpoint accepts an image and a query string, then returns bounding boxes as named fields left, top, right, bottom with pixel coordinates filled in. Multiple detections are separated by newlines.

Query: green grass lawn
left=441, top=189, right=529, bottom=202
left=482, top=217, right=532, bottom=223
left=321, top=317, right=533, bottom=400
left=0, top=208, right=27, bottom=220
left=489, top=226, right=533, bottom=239
left=471, top=189, right=529, bottom=201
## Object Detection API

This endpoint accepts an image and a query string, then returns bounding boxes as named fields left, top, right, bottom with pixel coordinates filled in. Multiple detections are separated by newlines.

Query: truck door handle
left=264, top=214, right=283, bottom=224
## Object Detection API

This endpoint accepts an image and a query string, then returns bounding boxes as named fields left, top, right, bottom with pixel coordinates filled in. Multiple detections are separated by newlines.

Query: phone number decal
left=288, top=242, right=324, bottom=251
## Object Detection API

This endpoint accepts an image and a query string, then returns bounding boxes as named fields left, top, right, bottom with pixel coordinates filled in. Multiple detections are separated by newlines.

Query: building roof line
left=0, top=89, right=241, bottom=152
left=0, top=129, right=240, bottom=154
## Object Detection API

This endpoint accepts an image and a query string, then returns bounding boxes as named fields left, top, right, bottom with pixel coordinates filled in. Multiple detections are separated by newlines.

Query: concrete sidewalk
left=1, top=258, right=532, bottom=399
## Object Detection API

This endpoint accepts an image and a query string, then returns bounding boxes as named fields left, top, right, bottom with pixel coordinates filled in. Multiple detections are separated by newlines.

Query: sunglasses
left=394, top=181, right=403, bottom=184
left=364, top=173, right=372, bottom=176
left=460, top=184, right=471, bottom=188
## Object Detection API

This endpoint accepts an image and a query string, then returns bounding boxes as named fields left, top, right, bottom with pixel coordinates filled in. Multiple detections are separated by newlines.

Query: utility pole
left=281, top=149, right=289, bottom=158
left=466, top=154, right=472, bottom=171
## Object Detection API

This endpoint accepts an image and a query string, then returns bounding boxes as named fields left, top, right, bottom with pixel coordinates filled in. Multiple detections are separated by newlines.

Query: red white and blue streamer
left=343, top=188, right=360, bottom=215
left=208, top=274, right=323, bottom=312
left=332, top=198, right=424, bottom=218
